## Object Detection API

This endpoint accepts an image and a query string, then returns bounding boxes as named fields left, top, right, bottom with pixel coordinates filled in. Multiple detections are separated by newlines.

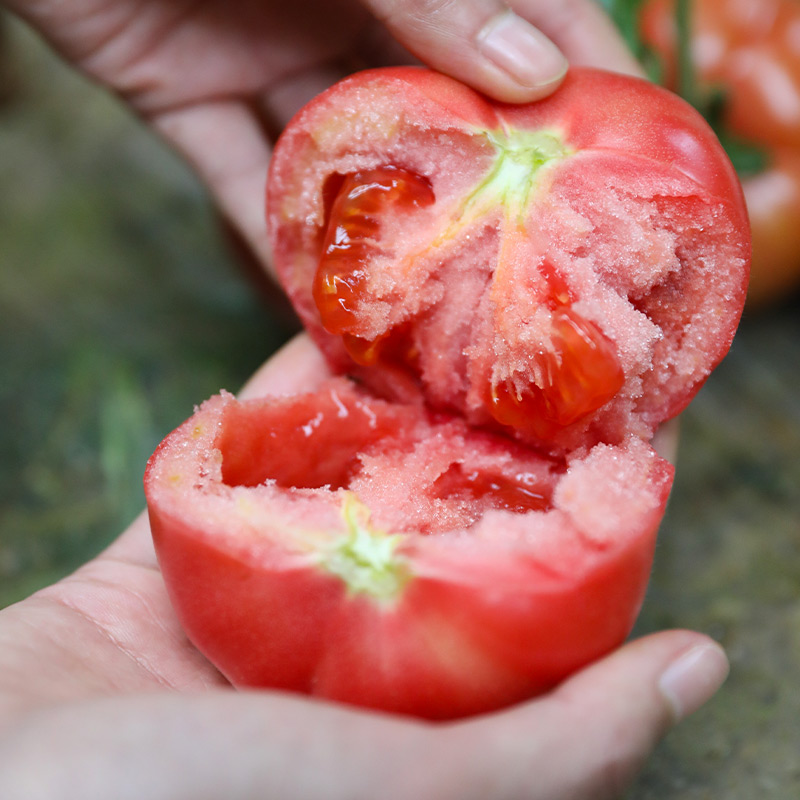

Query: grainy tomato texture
left=145, top=67, right=750, bottom=720
left=640, top=0, right=800, bottom=306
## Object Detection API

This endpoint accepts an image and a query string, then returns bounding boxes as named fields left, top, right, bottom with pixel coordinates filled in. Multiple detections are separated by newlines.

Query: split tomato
left=638, top=0, right=800, bottom=306
left=145, top=67, right=750, bottom=719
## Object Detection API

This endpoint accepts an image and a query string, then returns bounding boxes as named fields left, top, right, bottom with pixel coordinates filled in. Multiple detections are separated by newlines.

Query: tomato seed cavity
left=434, top=463, right=551, bottom=513
left=314, top=165, right=435, bottom=365
left=489, top=305, right=624, bottom=438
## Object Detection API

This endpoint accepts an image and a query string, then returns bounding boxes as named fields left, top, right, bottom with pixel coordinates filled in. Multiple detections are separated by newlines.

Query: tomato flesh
left=216, top=380, right=554, bottom=519
left=316, top=166, right=625, bottom=441
left=314, top=165, right=435, bottom=361
left=489, top=306, right=625, bottom=439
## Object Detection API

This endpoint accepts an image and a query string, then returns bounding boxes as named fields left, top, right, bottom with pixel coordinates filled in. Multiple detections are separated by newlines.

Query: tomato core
left=323, top=494, right=411, bottom=603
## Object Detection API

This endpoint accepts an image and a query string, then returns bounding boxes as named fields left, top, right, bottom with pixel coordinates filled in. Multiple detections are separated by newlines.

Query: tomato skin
left=146, top=384, right=673, bottom=719
left=493, top=67, right=747, bottom=211
left=639, top=0, right=800, bottom=305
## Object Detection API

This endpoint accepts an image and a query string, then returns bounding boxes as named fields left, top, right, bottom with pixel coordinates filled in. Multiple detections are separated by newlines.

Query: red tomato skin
left=495, top=67, right=747, bottom=213
left=146, top=388, right=673, bottom=720
left=148, top=521, right=658, bottom=719
left=640, top=0, right=800, bottom=305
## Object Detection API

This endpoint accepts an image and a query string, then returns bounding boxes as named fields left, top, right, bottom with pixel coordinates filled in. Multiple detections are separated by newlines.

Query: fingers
left=509, top=0, right=644, bottom=77
left=0, top=631, right=728, bottom=800
left=361, top=0, right=643, bottom=104
left=238, top=333, right=334, bottom=400
left=448, top=630, right=729, bottom=800
left=364, top=0, right=568, bottom=102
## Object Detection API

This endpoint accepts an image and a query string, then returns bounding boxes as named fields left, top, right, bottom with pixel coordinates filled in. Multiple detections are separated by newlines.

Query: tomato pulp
left=145, top=68, right=750, bottom=719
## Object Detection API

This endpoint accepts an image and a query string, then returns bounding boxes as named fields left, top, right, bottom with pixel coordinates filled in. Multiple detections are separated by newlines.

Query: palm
left=35, top=0, right=386, bottom=113
left=0, top=514, right=226, bottom=716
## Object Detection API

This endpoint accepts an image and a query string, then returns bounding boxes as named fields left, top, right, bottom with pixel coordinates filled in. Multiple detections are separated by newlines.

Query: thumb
left=449, top=630, right=729, bottom=799
left=362, top=0, right=644, bottom=103
left=363, top=0, right=568, bottom=102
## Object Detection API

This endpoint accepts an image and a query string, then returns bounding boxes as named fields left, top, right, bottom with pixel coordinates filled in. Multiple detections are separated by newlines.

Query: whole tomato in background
left=146, top=67, right=750, bottom=720
left=605, top=0, right=800, bottom=307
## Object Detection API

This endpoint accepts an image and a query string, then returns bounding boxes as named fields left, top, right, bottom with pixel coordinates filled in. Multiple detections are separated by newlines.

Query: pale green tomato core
left=321, top=494, right=410, bottom=602
left=458, top=128, right=572, bottom=225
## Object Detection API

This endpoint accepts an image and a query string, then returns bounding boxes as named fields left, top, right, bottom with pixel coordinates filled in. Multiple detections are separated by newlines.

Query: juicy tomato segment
left=490, top=253, right=624, bottom=437
left=433, top=465, right=551, bottom=513
left=488, top=307, right=624, bottom=440
left=313, top=166, right=435, bottom=343
left=490, top=262, right=624, bottom=438
left=340, top=323, right=420, bottom=370
left=145, top=379, right=675, bottom=718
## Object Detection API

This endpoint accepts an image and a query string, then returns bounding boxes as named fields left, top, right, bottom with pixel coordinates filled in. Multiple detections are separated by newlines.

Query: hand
left=0, top=336, right=728, bottom=800
left=3, top=0, right=641, bottom=276
left=0, top=5, right=718, bottom=797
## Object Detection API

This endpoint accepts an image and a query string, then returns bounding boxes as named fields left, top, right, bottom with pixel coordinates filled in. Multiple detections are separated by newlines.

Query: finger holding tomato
left=634, top=0, right=800, bottom=307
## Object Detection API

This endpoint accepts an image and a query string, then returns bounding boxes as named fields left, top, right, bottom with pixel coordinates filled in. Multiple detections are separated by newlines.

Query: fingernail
left=658, top=643, right=730, bottom=722
left=477, top=10, right=568, bottom=90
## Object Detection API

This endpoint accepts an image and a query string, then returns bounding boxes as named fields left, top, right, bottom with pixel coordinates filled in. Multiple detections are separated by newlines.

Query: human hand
left=0, top=336, right=728, bottom=800
left=3, top=0, right=641, bottom=275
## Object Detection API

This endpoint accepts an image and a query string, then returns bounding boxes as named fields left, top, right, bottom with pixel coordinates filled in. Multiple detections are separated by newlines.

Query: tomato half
left=639, top=0, right=800, bottom=306
left=270, top=67, right=749, bottom=453
left=146, top=380, right=673, bottom=719
left=145, top=67, right=749, bottom=719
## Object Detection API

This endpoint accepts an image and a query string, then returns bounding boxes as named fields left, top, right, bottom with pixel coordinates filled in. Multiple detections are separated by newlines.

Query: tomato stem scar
left=461, top=128, right=571, bottom=222
left=322, top=493, right=411, bottom=602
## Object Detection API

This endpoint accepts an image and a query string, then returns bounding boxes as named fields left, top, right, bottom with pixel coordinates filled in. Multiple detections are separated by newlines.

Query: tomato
left=145, top=67, right=749, bottom=719
left=146, top=380, right=673, bottom=718
left=270, top=67, right=748, bottom=453
left=639, top=0, right=800, bottom=306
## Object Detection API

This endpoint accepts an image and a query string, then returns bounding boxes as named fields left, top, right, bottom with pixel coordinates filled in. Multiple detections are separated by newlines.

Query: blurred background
left=1, top=6, right=799, bottom=798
